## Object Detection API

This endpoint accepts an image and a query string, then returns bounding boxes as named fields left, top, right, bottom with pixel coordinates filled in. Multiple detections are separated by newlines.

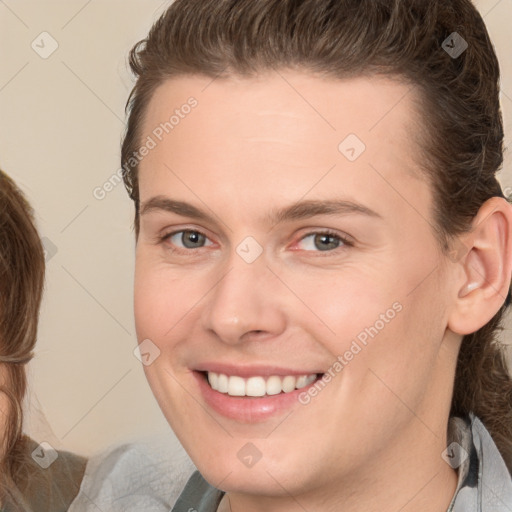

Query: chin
left=198, top=459, right=306, bottom=497
left=179, top=431, right=318, bottom=498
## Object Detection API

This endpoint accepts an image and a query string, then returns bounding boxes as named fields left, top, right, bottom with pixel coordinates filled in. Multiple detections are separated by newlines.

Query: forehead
left=138, top=71, right=430, bottom=225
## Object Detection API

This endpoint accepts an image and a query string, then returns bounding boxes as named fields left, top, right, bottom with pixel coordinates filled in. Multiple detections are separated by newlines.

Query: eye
left=158, top=228, right=352, bottom=256
left=295, top=230, right=353, bottom=253
left=160, top=229, right=214, bottom=252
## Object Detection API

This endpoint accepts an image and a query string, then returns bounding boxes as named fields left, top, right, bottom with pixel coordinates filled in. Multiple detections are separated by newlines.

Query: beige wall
left=0, top=0, right=511, bottom=457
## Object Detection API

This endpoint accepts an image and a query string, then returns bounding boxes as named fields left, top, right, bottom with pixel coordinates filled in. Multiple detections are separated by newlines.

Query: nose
left=200, top=247, right=287, bottom=345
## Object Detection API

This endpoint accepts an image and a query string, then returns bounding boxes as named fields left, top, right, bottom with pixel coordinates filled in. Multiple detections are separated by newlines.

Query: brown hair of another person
left=0, top=170, right=45, bottom=504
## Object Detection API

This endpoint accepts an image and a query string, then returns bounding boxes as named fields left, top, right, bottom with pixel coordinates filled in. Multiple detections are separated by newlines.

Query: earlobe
left=448, top=196, right=512, bottom=336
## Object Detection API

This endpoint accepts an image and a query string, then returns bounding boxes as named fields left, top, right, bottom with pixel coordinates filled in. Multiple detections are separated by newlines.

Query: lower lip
left=193, top=371, right=320, bottom=423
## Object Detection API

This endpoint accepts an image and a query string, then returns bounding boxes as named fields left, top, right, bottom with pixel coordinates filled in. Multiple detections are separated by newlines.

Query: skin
left=133, top=71, right=512, bottom=512
left=0, top=363, right=10, bottom=503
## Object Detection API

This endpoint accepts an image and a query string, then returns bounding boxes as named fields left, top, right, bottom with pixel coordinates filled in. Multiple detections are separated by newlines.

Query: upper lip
left=194, top=363, right=324, bottom=378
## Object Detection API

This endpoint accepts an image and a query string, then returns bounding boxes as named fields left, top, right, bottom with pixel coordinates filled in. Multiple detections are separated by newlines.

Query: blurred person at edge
left=0, top=170, right=86, bottom=511
left=71, top=0, right=512, bottom=511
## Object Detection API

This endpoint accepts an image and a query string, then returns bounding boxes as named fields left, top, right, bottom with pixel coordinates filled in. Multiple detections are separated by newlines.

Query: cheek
left=286, top=263, right=397, bottom=351
left=298, top=253, right=446, bottom=389
left=133, top=258, right=187, bottom=342
left=346, top=271, right=448, bottom=404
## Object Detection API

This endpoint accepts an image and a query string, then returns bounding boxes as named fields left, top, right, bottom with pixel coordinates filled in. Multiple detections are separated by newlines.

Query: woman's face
left=134, top=72, right=460, bottom=498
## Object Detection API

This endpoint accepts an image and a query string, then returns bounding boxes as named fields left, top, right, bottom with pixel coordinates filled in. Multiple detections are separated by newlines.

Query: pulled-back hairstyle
left=120, top=0, right=512, bottom=471
left=0, top=170, right=45, bottom=503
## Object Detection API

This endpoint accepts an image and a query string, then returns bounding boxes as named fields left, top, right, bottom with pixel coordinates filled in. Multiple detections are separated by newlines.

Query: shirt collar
left=446, top=413, right=512, bottom=511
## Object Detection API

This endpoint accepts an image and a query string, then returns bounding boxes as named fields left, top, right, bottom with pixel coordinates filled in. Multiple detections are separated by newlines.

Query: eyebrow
left=140, top=196, right=383, bottom=226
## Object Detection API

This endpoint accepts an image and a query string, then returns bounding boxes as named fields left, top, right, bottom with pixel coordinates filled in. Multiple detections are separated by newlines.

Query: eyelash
left=158, top=228, right=354, bottom=256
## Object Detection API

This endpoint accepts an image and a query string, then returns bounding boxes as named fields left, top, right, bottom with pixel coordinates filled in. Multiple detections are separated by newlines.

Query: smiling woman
left=76, top=0, right=512, bottom=511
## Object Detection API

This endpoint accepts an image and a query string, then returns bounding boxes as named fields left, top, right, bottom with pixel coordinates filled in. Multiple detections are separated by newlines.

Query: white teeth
left=246, top=377, right=266, bottom=397
left=295, top=374, right=317, bottom=389
left=208, top=372, right=219, bottom=391
left=206, top=372, right=318, bottom=397
left=266, top=376, right=282, bottom=395
left=217, top=373, right=229, bottom=393
left=282, top=375, right=296, bottom=393
left=229, top=376, right=246, bottom=396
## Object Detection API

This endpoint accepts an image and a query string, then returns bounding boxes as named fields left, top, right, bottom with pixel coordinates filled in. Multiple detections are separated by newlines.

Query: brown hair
left=121, top=0, right=512, bottom=470
left=0, top=170, right=45, bottom=504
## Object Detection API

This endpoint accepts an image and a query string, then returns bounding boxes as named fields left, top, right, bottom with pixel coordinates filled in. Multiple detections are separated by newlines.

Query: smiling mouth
left=204, top=371, right=323, bottom=397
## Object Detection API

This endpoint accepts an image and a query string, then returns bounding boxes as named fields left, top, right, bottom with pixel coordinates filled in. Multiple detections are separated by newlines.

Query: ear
left=447, top=196, right=512, bottom=336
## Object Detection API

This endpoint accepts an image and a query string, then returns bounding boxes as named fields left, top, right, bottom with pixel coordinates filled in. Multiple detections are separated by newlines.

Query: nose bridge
left=201, top=239, right=285, bottom=344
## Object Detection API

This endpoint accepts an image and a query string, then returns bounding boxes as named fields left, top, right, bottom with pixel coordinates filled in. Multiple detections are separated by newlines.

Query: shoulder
left=6, top=437, right=87, bottom=512
left=69, top=439, right=196, bottom=512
